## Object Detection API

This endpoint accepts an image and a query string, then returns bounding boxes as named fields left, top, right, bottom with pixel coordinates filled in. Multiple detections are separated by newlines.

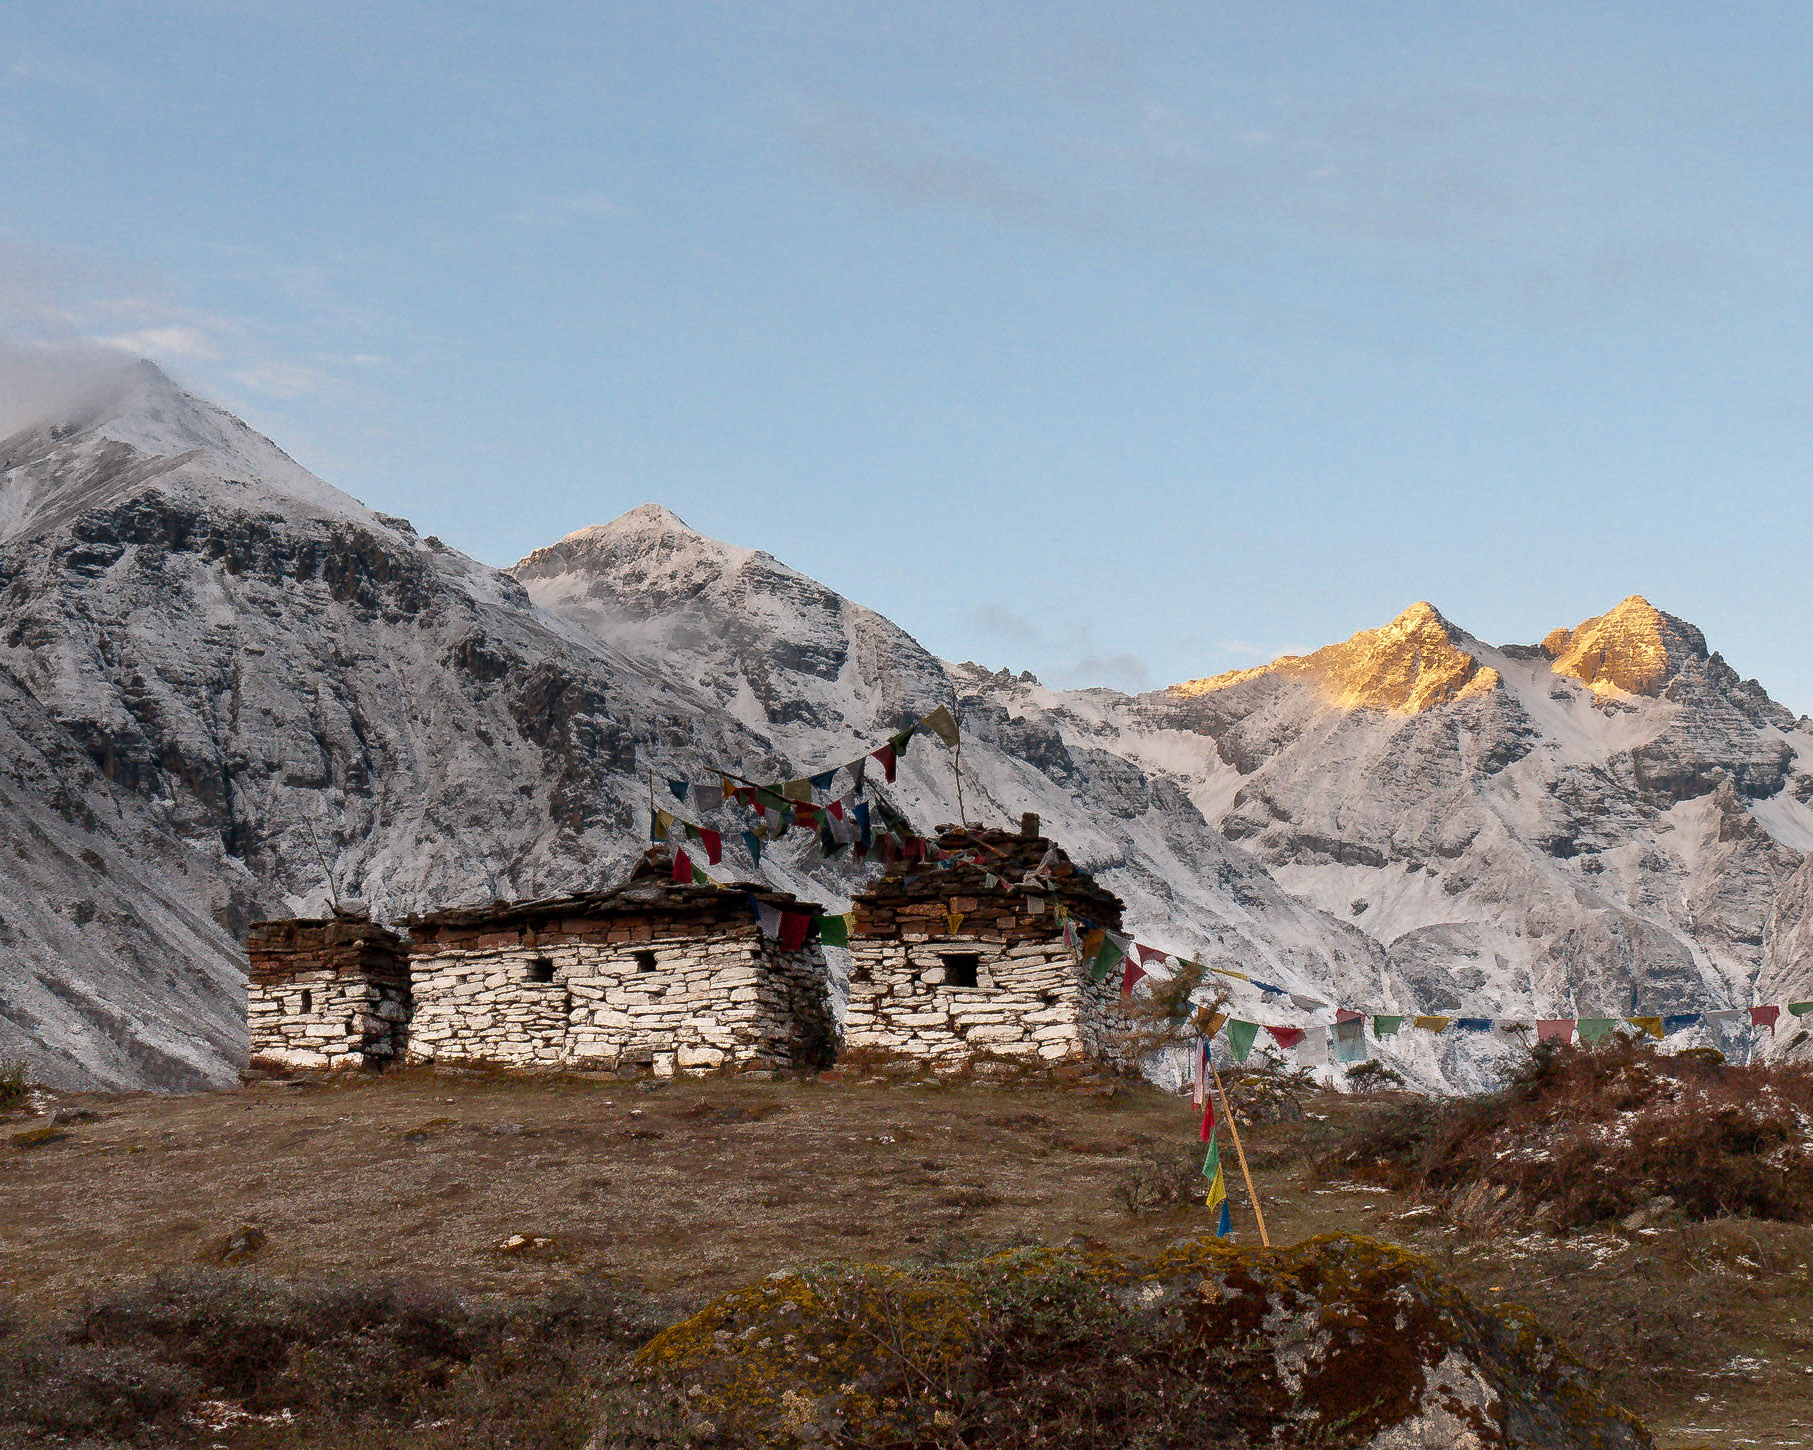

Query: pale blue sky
left=4, top=3, right=1813, bottom=709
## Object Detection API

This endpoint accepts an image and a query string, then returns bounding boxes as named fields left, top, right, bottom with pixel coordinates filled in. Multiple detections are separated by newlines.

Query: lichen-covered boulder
left=593, top=1233, right=1649, bottom=1448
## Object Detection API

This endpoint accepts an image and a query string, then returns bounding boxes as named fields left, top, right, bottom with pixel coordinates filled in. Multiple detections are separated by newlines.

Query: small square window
left=526, top=957, right=555, bottom=984
left=635, top=950, right=658, bottom=973
left=940, top=953, right=981, bottom=989
left=300, top=988, right=313, bottom=1015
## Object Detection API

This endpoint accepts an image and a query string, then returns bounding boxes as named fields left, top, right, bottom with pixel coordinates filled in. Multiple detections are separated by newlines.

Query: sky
left=4, top=3, right=1813, bottom=710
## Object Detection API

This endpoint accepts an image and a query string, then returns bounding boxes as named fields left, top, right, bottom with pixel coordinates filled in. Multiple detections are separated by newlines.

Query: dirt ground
left=4, top=1065, right=1811, bottom=1449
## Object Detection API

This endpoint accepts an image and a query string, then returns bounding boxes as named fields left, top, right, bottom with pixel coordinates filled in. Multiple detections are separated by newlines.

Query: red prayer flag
left=1200, top=1078, right=1216, bottom=1142
left=903, top=837, right=926, bottom=860
left=1751, top=1005, right=1781, bottom=1032
left=1266, top=1025, right=1305, bottom=1050
left=826, top=799, right=845, bottom=821
left=1136, top=943, right=1168, bottom=966
left=1537, top=1019, right=1575, bottom=1044
left=778, top=911, right=812, bottom=953
left=699, top=828, right=723, bottom=865
left=1121, top=960, right=1146, bottom=997
left=671, top=846, right=692, bottom=883
left=1335, top=1008, right=1364, bottom=1025
left=872, top=744, right=897, bottom=782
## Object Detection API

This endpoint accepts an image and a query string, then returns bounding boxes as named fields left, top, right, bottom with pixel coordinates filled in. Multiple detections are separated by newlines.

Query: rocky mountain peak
left=0, top=357, right=368, bottom=543
left=1171, top=601, right=1500, bottom=715
left=1540, top=595, right=1709, bottom=697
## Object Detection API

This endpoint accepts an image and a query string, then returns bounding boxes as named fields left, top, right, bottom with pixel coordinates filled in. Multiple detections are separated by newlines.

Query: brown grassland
left=0, top=1051, right=1810, bottom=1447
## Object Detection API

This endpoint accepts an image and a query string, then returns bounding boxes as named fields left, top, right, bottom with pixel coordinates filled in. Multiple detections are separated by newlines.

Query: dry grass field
left=2, top=1062, right=1811, bottom=1447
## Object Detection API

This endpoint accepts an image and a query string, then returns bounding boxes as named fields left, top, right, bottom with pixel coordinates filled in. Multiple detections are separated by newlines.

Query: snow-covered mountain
left=3, top=363, right=1811, bottom=1089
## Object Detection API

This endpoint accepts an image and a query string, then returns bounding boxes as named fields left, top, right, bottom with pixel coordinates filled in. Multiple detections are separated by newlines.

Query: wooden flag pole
left=1210, top=1060, right=1270, bottom=1247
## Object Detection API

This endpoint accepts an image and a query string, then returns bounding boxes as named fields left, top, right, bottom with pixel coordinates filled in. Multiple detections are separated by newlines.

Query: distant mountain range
left=3, top=360, right=1810, bottom=1089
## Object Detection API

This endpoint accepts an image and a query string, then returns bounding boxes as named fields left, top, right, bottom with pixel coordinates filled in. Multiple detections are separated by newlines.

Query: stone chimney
left=1020, top=812, right=1040, bottom=839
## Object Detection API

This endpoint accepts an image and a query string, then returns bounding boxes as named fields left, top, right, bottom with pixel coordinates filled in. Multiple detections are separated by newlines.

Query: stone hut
left=402, top=851, right=835, bottom=1076
left=844, top=814, right=1125, bottom=1064
left=246, top=914, right=412, bottom=1070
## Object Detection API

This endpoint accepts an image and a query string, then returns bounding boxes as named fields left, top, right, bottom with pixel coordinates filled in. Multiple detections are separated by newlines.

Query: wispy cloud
left=971, top=601, right=1042, bottom=645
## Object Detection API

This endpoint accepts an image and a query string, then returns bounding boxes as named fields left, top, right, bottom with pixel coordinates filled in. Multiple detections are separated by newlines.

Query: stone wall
left=406, top=927, right=834, bottom=1075
left=245, top=917, right=411, bottom=1070
left=844, top=938, right=1087, bottom=1062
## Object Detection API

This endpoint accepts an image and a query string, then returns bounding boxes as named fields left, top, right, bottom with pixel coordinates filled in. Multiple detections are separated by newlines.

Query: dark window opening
left=635, top=950, right=658, bottom=973
left=300, top=988, right=313, bottom=1014
left=527, top=957, right=555, bottom=984
left=941, top=953, right=981, bottom=989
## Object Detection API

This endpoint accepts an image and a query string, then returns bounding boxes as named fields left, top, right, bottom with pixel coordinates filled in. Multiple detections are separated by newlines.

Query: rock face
left=2, top=364, right=1810, bottom=1089
left=603, top=1233, right=1651, bottom=1449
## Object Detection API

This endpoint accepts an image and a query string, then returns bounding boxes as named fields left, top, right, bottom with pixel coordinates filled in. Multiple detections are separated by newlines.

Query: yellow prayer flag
left=1628, top=1016, right=1664, bottom=1040
left=1414, top=1015, right=1451, bottom=1034
left=1205, top=1165, right=1227, bottom=1213
left=782, top=780, right=812, bottom=802
left=920, top=705, right=961, bottom=747
left=720, top=774, right=735, bottom=800
left=1209, top=965, right=1251, bottom=983
left=1196, top=1009, right=1229, bottom=1037
left=946, top=910, right=965, bottom=935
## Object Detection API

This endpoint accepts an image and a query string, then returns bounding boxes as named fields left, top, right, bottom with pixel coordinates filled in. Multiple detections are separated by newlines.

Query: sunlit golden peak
left=1540, top=595, right=1706, bottom=698
left=1170, top=601, right=1500, bottom=714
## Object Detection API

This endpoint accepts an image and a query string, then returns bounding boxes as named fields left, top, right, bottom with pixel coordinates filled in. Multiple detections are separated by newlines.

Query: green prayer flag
left=1789, top=1002, right=1813, bottom=1017
left=920, top=704, right=960, bottom=747
left=819, top=913, right=851, bottom=948
left=690, top=863, right=710, bottom=886
left=1226, top=1019, right=1260, bottom=1062
left=1201, top=1136, right=1221, bottom=1181
left=1090, top=935, right=1126, bottom=982
left=683, top=821, right=701, bottom=841
left=1372, top=1015, right=1404, bottom=1039
left=1577, top=1017, right=1617, bottom=1044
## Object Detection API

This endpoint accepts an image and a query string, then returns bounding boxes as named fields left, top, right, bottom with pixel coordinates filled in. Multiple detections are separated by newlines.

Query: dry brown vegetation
left=1315, top=1038, right=1813, bottom=1230
left=0, top=1058, right=1808, bottom=1448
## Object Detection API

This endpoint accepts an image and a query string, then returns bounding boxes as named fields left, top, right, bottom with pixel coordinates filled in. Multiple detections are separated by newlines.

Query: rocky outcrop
left=605, top=1233, right=1651, bottom=1448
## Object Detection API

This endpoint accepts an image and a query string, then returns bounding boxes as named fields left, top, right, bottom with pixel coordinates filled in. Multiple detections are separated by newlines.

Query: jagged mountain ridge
left=2, top=362, right=1810, bottom=1088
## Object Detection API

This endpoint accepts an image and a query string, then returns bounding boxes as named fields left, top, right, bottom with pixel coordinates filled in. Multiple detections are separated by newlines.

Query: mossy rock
left=598, top=1233, right=1649, bottom=1449
left=10, top=1125, right=69, bottom=1149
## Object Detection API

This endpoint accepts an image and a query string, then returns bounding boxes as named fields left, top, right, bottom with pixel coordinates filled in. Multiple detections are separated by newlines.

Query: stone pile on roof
left=853, top=815, right=1123, bottom=943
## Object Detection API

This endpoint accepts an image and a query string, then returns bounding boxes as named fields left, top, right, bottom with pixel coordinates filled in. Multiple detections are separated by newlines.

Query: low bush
left=0, top=1270, right=670, bottom=1448
left=0, top=1060, right=29, bottom=1113
left=1317, top=1038, right=1813, bottom=1230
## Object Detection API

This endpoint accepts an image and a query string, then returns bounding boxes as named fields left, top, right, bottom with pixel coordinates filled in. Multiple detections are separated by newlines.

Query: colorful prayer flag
left=1290, top=993, right=1327, bottom=1012
left=819, top=913, right=851, bottom=949
left=871, top=743, right=897, bottom=782
left=1752, top=1005, right=1781, bottom=1031
left=1627, top=1016, right=1664, bottom=1040
left=698, top=828, right=722, bottom=865
left=1536, top=1019, right=1575, bottom=1044
left=1333, top=1016, right=1368, bottom=1063
left=782, top=779, right=812, bottom=802
left=1137, top=943, right=1169, bottom=966
left=1577, top=1018, right=1617, bottom=1043
left=1121, top=959, right=1146, bottom=997
left=667, top=779, right=689, bottom=803
left=946, top=910, right=965, bottom=935
left=1217, top=1200, right=1233, bottom=1238
left=778, top=912, right=812, bottom=953
left=1090, top=934, right=1126, bottom=982
left=1662, top=1014, right=1701, bottom=1034
left=1414, top=1015, right=1450, bottom=1033
left=1226, top=1019, right=1260, bottom=1062
left=1456, top=1018, right=1492, bottom=1033
left=691, top=784, right=718, bottom=815
left=1790, top=1002, right=1813, bottom=1018
left=1265, top=1025, right=1305, bottom=1050
left=1372, top=1015, right=1403, bottom=1038
left=751, top=898, right=781, bottom=939
left=671, top=845, right=692, bottom=883
left=741, top=830, right=763, bottom=866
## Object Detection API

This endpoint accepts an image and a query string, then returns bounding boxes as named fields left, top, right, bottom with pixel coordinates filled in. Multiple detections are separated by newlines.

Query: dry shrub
left=1116, top=1144, right=1207, bottom=1214
left=1318, top=1038, right=1813, bottom=1230
left=0, top=1270, right=669, bottom=1448
left=0, top=1061, right=29, bottom=1113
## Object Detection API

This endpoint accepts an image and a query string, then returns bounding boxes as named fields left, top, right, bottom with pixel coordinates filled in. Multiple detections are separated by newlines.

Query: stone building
left=401, top=852, right=835, bottom=1075
left=843, top=814, right=1126, bottom=1064
left=246, top=914, right=412, bottom=1070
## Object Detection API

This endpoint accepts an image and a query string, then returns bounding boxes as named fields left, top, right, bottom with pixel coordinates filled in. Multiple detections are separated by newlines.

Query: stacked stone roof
left=853, top=820, right=1123, bottom=944
left=405, top=846, right=820, bottom=946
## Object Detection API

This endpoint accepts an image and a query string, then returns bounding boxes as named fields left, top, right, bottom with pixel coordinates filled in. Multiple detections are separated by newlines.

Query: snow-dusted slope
left=4, top=366, right=1810, bottom=1089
